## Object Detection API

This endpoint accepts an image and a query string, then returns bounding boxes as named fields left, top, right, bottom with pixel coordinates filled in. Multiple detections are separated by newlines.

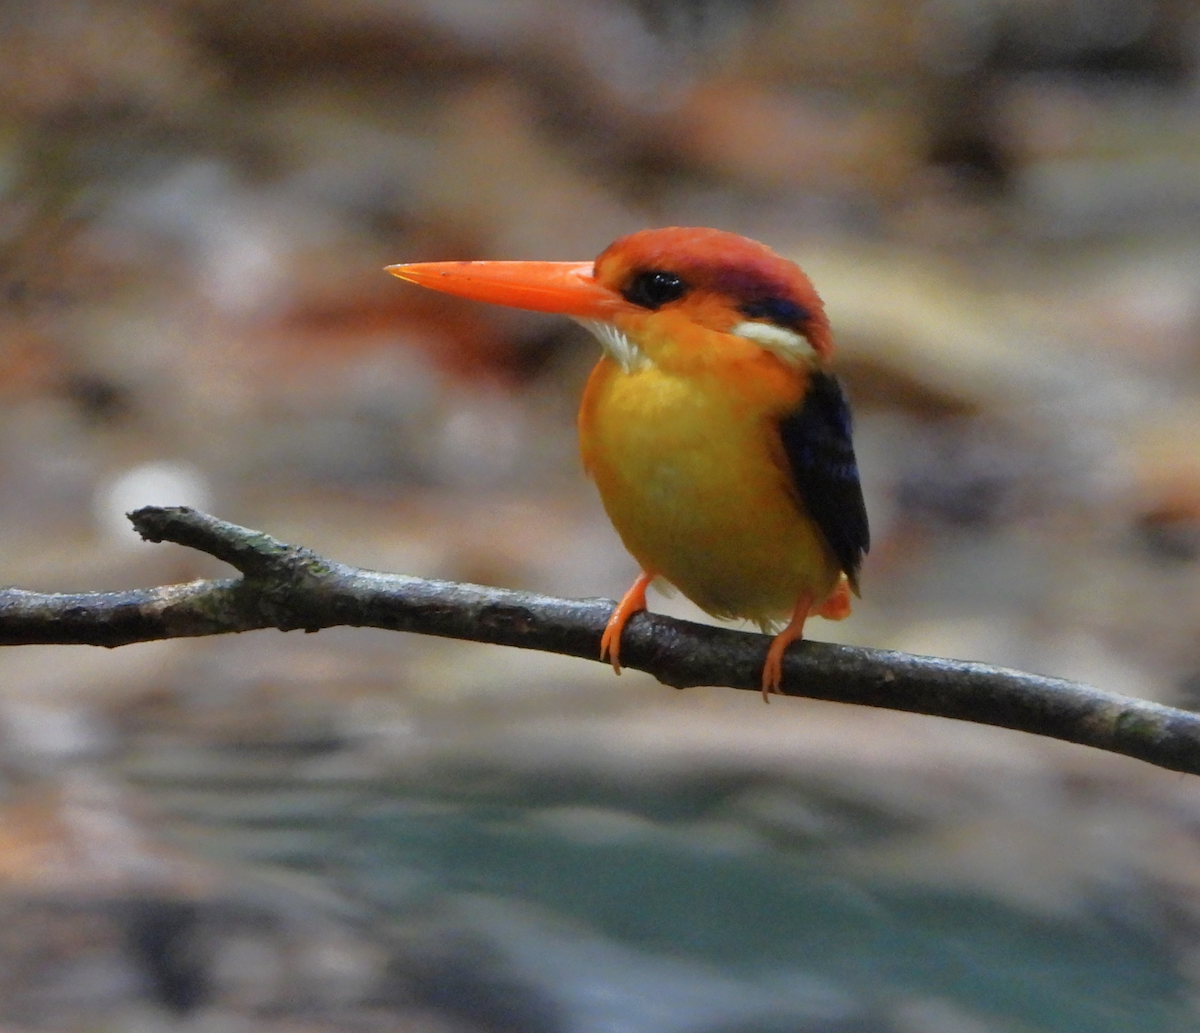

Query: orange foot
left=600, top=570, right=654, bottom=675
left=761, top=592, right=815, bottom=703
left=816, top=576, right=852, bottom=621
left=761, top=580, right=855, bottom=702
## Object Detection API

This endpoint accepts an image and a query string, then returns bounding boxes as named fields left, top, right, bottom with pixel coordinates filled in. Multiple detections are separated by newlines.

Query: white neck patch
left=575, top=317, right=815, bottom=372
left=730, top=320, right=814, bottom=365
left=575, top=318, right=650, bottom=372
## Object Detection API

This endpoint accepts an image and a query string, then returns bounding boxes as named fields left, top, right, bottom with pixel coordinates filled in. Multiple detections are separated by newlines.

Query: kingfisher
left=387, top=227, right=868, bottom=700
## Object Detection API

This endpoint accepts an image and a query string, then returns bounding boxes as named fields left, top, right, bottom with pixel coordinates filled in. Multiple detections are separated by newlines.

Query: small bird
left=388, top=228, right=868, bottom=699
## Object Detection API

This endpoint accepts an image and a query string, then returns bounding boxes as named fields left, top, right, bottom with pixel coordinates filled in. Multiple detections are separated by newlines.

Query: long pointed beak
left=386, top=260, right=620, bottom=319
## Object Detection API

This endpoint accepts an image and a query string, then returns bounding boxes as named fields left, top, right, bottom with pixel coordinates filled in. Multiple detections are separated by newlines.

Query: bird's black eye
left=740, top=297, right=809, bottom=329
left=622, top=270, right=689, bottom=309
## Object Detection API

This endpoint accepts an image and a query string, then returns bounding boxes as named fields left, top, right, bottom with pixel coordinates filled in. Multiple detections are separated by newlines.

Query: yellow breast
left=578, top=353, right=840, bottom=624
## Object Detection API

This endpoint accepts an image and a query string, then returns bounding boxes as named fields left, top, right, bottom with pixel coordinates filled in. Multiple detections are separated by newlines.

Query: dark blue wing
left=778, top=371, right=869, bottom=592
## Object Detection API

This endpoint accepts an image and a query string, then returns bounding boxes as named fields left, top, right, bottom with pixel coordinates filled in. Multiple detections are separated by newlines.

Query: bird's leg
left=761, top=592, right=815, bottom=703
left=816, top=576, right=852, bottom=620
left=600, top=570, right=654, bottom=674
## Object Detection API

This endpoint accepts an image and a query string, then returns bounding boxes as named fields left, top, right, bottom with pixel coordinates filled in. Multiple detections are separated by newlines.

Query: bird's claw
left=599, top=619, right=624, bottom=675
left=760, top=591, right=814, bottom=703
left=601, top=570, right=654, bottom=677
left=760, top=654, right=785, bottom=703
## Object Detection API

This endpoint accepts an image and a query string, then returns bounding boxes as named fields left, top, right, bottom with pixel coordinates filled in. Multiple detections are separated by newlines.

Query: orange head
left=387, top=227, right=832, bottom=370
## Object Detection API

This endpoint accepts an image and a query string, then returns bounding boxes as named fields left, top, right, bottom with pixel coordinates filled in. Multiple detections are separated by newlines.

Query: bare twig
left=1, top=506, right=1198, bottom=776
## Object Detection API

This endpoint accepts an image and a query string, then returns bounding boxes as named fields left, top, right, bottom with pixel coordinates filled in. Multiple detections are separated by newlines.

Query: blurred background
left=2, top=0, right=1200, bottom=1030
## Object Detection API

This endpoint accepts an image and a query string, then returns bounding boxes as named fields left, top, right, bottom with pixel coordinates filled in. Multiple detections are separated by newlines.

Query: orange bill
left=386, top=260, right=620, bottom=318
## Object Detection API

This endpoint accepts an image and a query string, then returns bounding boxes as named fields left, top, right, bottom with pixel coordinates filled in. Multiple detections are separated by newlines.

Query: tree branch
left=1, top=506, right=1198, bottom=776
